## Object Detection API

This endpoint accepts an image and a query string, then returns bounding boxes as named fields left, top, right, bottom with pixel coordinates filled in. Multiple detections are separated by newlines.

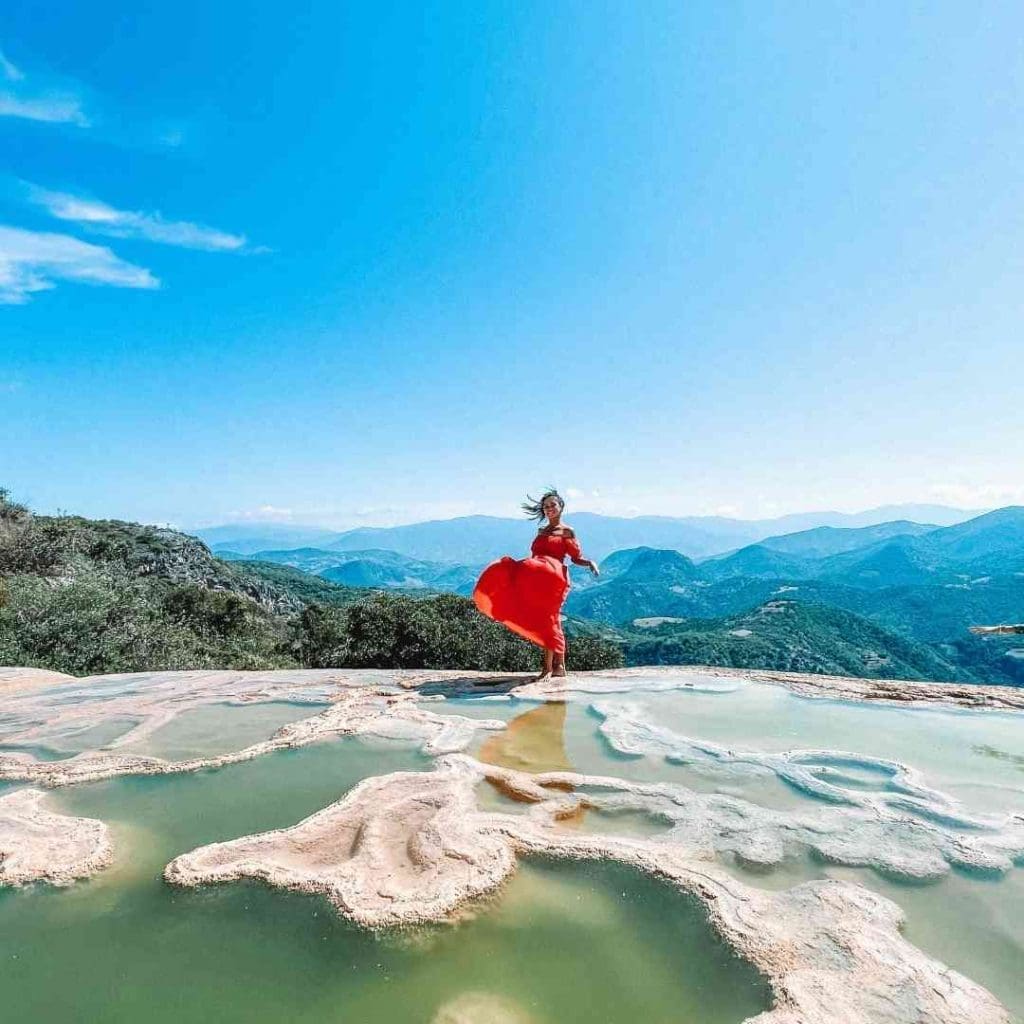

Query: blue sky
left=3, top=1, right=1023, bottom=529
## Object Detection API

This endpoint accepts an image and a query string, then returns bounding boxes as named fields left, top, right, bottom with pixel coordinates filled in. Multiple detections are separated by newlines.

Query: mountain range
left=219, top=547, right=481, bottom=592
left=195, top=503, right=977, bottom=562
left=215, top=508, right=1024, bottom=618
left=213, top=505, right=1024, bottom=686
left=567, top=508, right=1024, bottom=613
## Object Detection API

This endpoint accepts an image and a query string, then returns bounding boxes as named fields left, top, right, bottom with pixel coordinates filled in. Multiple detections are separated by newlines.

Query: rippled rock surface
left=1, top=665, right=1022, bottom=1023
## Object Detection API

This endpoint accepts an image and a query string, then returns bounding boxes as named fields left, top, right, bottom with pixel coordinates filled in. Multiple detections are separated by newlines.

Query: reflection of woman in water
left=473, top=489, right=599, bottom=681
left=478, top=701, right=573, bottom=774
left=478, top=701, right=586, bottom=822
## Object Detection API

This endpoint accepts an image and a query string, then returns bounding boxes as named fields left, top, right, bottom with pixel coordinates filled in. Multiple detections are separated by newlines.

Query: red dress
left=472, top=532, right=582, bottom=654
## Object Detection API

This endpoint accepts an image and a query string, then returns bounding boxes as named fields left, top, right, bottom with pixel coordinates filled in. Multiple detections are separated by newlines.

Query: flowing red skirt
left=472, top=555, right=569, bottom=654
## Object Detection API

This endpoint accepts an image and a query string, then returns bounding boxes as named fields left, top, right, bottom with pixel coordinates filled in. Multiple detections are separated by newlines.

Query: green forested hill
left=0, top=491, right=620, bottom=676
left=232, top=560, right=375, bottom=607
left=618, top=600, right=971, bottom=682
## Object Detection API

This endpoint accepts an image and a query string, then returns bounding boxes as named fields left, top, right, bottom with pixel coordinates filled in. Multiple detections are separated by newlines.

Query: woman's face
left=542, top=496, right=563, bottom=520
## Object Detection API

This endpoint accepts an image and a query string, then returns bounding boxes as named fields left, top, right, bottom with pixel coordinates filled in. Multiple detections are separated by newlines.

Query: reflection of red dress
left=472, top=532, right=582, bottom=654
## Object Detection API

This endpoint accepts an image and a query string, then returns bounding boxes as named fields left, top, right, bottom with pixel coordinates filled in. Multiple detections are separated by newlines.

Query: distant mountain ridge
left=219, top=546, right=483, bottom=593
left=195, top=503, right=978, bottom=563
left=755, top=520, right=938, bottom=558
left=216, top=508, right=1024, bottom=627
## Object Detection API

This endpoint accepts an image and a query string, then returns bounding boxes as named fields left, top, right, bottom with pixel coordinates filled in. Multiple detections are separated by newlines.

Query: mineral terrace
left=1, top=663, right=1021, bottom=1024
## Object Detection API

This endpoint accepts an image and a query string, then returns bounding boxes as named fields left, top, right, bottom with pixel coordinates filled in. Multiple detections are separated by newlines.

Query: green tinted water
left=0, top=732, right=768, bottom=1024
left=5, top=678, right=1023, bottom=1022
left=448, top=686, right=1024, bottom=1020
left=121, top=700, right=325, bottom=760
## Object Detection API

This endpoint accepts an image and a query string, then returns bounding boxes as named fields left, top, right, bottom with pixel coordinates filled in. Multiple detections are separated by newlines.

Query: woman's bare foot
left=533, top=650, right=555, bottom=682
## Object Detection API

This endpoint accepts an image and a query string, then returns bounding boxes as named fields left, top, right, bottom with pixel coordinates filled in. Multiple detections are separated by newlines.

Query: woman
left=473, top=489, right=599, bottom=680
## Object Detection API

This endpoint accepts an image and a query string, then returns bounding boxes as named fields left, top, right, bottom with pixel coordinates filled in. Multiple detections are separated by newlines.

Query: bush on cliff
left=298, top=592, right=624, bottom=672
left=0, top=565, right=292, bottom=675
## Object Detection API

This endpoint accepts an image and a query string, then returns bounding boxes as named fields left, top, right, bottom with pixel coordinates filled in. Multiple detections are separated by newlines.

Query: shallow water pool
left=0, top=732, right=768, bottom=1024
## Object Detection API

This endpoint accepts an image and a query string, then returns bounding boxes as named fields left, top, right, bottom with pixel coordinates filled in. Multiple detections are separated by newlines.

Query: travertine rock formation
left=3, top=664, right=1022, bottom=1022
left=0, top=788, right=112, bottom=886
left=166, top=755, right=1011, bottom=1024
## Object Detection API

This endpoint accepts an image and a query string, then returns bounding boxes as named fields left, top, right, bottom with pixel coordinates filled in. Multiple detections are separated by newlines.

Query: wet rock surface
left=2, top=664, right=1022, bottom=1023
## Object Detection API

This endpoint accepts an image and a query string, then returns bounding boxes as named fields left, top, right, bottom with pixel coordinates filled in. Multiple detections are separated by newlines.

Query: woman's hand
left=588, top=559, right=600, bottom=576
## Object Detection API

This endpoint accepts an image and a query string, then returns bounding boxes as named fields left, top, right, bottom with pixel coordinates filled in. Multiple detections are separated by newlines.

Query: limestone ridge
left=0, top=678, right=506, bottom=788
left=165, top=753, right=1010, bottom=1024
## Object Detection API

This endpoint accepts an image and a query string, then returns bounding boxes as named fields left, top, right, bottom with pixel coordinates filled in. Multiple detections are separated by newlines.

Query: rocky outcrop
left=0, top=788, right=112, bottom=887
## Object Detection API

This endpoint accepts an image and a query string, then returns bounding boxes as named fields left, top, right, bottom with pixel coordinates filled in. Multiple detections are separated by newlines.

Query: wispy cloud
left=929, top=482, right=1024, bottom=508
left=26, top=185, right=249, bottom=252
left=0, top=225, right=158, bottom=304
left=0, top=48, right=24, bottom=82
left=0, top=92, right=88, bottom=126
left=0, top=46, right=89, bottom=125
left=235, top=505, right=296, bottom=523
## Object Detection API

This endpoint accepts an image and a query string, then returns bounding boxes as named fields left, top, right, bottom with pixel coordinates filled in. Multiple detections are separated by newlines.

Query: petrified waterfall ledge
left=0, top=685, right=506, bottom=787
left=165, top=754, right=1010, bottom=1024
left=2, top=664, right=1022, bottom=1023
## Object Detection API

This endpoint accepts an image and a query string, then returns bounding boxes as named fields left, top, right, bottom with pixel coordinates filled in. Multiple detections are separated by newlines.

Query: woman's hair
left=522, top=488, right=564, bottom=521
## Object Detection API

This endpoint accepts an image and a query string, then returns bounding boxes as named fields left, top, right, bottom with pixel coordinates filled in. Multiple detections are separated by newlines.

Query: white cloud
left=0, top=92, right=88, bottom=126
left=0, top=225, right=158, bottom=304
left=928, top=482, right=1024, bottom=509
left=155, top=125, right=186, bottom=149
left=27, top=185, right=248, bottom=252
left=234, top=505, right=296, bottom=523
left=0, top=49, right=24, bottom=81
left=0, top=48, right=88, bottom=125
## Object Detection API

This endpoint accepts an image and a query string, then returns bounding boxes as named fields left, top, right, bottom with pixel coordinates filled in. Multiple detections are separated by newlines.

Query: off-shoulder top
left=531, top=531, right=583, bottom=562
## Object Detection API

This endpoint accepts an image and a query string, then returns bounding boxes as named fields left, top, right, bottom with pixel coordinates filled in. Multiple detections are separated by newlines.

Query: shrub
left=298, top=592, right=624, bottom=672
left=0, top=565, right=293, bottom=675
left=296, top=602, right=351, bottom=668
left=0, top=565, right=200, bottom=675
left=0, top=490, right=68, bottom=576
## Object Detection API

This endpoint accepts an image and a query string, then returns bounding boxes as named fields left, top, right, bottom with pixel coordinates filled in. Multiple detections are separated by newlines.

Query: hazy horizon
left=3, top=487, right=987, bottom=534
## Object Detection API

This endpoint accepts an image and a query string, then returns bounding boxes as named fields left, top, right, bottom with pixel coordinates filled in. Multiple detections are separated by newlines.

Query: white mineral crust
left=166, top=754, right=1011, bottom=1024
left=0, top=787, right=112, bottom=887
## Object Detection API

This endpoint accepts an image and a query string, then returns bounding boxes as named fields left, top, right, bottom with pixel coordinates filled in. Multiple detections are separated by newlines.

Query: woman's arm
left=564, top=527, right=600, bottom=575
